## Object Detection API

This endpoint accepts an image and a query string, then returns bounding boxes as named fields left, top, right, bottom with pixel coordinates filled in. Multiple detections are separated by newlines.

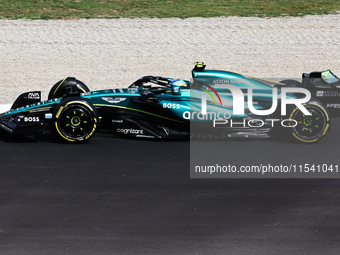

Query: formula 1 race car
left=0, top=63, right=331, bottom=143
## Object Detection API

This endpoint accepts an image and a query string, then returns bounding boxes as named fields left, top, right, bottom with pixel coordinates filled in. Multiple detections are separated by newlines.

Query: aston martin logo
left=101, top=97, right=127, bottom=104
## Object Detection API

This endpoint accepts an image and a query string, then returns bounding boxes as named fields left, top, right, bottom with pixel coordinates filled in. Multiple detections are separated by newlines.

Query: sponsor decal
left=127, top=88, right=138, bottom=93
left=23, top=116, right=40, bottom=122
left=316, top=91, right=324, bottom=97
left=117, top=128, right=143, bottom=135
left=327, top=103, right=340, bottom=108
left=183, top=111, right=231, bottom=120
left=112, top=119, right=123, bottom=123
left=213, top=79, right=244, bottom=84
left=102, top=97, right=127, bottom=104
left=162, top=103, right=180, bottom=109
left=27, top=92, right=40, bottom=100
left=316, top=91, right=340, bottom=97
left=28, top=108, right=50, bottom=113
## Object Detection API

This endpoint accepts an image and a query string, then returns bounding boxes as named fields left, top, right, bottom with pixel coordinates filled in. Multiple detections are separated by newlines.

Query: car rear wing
left=303, top=70, right=340, bottom=84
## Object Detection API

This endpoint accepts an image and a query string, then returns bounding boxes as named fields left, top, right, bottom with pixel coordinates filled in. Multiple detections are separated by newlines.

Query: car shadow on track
left=0, top=129, right=66, bottom=144
left=0, top=129, right=38, bottom=143
left=0, top=126, right=330, bottom=145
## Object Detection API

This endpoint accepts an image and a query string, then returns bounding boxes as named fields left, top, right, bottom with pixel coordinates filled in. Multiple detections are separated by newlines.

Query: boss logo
left=28, top=92, right=40, bottom=100
left=162, top=103, right=180, bottom=109
left=24, top=117, right=40, bottom=122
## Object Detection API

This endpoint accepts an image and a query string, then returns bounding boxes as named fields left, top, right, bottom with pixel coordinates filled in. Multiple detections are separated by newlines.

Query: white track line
left=0, top=104, right=11, bottom=113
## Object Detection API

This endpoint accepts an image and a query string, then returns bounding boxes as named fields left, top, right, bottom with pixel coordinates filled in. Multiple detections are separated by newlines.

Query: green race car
left=0, top=63, right=331, bottom=143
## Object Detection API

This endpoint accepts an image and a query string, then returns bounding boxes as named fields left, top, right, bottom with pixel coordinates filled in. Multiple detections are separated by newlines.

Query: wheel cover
left=58, top=106, right=93, bottom=140
left=291, top=105, right=327, bottom=141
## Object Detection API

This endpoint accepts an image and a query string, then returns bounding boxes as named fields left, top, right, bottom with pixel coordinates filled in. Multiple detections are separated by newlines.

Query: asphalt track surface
left=1, top=120, right=340, bottom=255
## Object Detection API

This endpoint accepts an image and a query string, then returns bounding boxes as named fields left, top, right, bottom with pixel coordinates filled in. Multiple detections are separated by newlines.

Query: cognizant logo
left=117, top=128, right=144, bottom=135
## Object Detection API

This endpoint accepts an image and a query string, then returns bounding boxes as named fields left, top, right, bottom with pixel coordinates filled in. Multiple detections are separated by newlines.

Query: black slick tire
left=53, top=97, right=98, bottom=143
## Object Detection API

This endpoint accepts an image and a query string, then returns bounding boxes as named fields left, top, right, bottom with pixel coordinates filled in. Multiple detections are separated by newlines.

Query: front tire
left=53, top=97, right=98, bottom=142
left=287, top=98, right=330, bottom=143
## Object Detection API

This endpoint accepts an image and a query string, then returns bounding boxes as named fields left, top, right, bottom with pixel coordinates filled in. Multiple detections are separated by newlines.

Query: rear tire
left=286, top=98, right=330, bottom=143
left=53, top=97, right=98, bottom=142
left=48, top=77, right=90, bottom=100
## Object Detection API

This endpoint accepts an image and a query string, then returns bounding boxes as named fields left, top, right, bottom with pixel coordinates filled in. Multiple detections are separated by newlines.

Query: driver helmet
left=170, top=79, right=187, bottom=87
left=166, top=79, right=187, bottom=93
